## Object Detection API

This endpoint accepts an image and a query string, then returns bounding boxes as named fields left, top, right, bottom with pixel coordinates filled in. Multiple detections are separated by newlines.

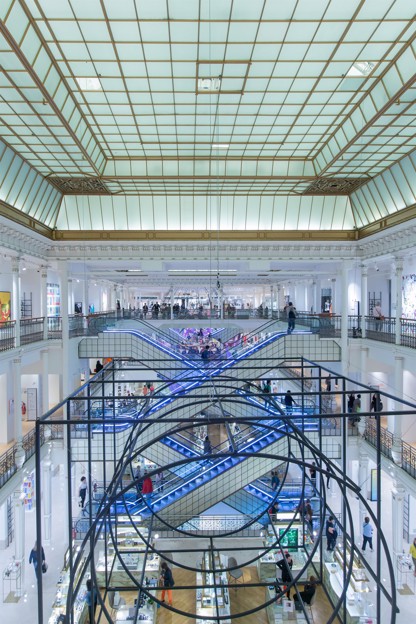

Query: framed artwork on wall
left=0, top=291, right=11, bottom=321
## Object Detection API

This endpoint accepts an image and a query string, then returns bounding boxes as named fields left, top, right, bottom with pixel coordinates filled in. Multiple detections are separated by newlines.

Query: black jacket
left=161, top=566, right=174, bottom=588
left=276, top=557, right=293, bottom=583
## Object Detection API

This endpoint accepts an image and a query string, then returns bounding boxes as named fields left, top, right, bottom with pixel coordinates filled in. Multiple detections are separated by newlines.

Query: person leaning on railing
left=373, top=302, right=384, bottom=331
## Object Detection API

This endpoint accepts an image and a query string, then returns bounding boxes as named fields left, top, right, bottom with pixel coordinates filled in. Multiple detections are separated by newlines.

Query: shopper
left=284, top=390, right=294, bottom=414
left=362, top=516, right=374, bottom=552
left=373, top=302, right=383, bottom=331
left=141, top=472, right=153, bottom=504
left=293, top=575, right=317, bottom=606
left=276, top=552, right=293, bottom=598
left=201, top=345, right=210, bottom=363
left=79, top=476, right=87, bottom=509
left=309, top=462, right=317, bottom=485
left=29, top=541, right=46, bottom=577
left=370, top=393, right=383, bottom=416
left=347, top=393, right=355, bottom=414
left=203, top=435, right=212, bottom=456
left=271, top=470, right=280, bottom=491
left=155, top=470, right=164, bottom=493
left=85, top=578, right=98, bottom=622
left=160, top=561, right=174, bottom=606
left=325, top=516, right=337, bottom=551
left=409, top=537, right=416, bottom=576
left=94, top=360, right=103, bottom=373
left=287, top=302, right=296, bottom=334
left=304, top=499, right=313, bottom=534
left=268, top=501, right=279, bottom=522
left=325, top=375, right=331, bottom=392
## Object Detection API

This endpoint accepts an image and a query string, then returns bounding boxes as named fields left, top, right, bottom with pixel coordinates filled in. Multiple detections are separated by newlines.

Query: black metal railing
left=0, top=311, right=416, bottom=355
left=0, top=424, right=64, bottom=491
left=0, top=320, right=15, bottom=351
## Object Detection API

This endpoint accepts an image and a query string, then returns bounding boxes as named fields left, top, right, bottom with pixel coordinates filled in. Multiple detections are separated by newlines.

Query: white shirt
left=373, top=305, right=382, bottom=318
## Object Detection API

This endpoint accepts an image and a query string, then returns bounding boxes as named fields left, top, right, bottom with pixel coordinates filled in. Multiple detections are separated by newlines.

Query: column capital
left=12, top=356, right=21, bottom=366
left=394, top=258, right=404, bottom=273
left=11, top=256, right=21, bottom=272
left=360, top=264, right=368, bottom=276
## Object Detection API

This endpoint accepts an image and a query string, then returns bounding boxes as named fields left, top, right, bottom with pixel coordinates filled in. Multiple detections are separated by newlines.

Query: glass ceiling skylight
left=75, top=77, right=102, bottom=91
left=346, top=62, right=377, bottom=78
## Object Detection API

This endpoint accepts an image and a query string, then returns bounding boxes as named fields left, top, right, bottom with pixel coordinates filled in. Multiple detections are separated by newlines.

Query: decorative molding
left=303, top=177, right=369, bottom=195
left=52, top=228, right=357, bottom=242
left=48, top=177, right=110, bottom=195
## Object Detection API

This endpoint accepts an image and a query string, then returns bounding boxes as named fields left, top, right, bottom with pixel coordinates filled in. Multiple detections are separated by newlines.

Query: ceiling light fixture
left=212, top=144, right=229, bottom=149
left=198, top=77, right=221, bottom=92
left=75, top=77, right=102, bottom=91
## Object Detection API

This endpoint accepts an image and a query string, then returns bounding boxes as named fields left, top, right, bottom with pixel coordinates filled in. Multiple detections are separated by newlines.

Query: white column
left=360, top=346, right=368, bottom=386
left=83, top=278, right=89, bottom=315
left=13, top=490, right=25, bottom=593
left=358, top=450, right=369, bottom=521
left=391, top=356, right=404, bottom=465
left=41, top=349, right=49, bottom=416
left=331, top=278, right=336, bottom=314
left=360, top=264, right=368, bottom=338
left=357, top=347, right=369, bottom=436
left=68, top=278, right=73, bottom=315
left=43, top=456, right=52, bottom=543
left=394, top=259, right=403, bottom=346
left=341, top=264, right=349, bottom=376
left=313, top=279, right=320, bottom=313
left=391, top=481, right=406, bottom=557
left=13, top=357, right=22, bottom=444
left=59, top=261, right=70, bottom=399
left=12, top=257, right=21, bottom=348
left=0, top=501, right=8, bottom=549
left=276, top=285, right=281, bottom=319
left=40, top=266, right=48, bottom=340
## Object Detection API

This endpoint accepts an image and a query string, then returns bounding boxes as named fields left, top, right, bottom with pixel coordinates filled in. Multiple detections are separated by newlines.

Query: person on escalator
left=203, top=435, right=212, bottom=456
left=141, top=473, right=153, bottom=505
left=284, top=390, right=295, bottom=414
left=287, top=302, right=296, bottom=334
left=201, top=345, right=210, bottom=363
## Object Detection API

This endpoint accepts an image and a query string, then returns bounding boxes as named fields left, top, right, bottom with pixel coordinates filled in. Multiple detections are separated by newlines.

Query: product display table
left=258, top=550, right=310, bottom=582
left=2, top=559, right=22, bottom=602
left=96, top=552, right=160, bottom=587
left=196, top=551, right=231, bottom=624
left=324, top=563, right=374, bottom=624
left=396, top=554, right=415, bottom=591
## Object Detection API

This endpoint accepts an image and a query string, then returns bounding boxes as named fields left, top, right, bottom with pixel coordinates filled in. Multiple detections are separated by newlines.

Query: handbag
left=42, top=561, right=48, bottom=573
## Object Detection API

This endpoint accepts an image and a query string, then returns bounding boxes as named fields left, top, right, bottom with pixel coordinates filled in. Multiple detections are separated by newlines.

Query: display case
left=96, top=525, right=159, bottom=587
left=323, top=541, right=375, bottom=624
left=258, top=549, right=310, bottom=583
left=48, top=555, right=88, bottom=624
left=196, top=550, right=231, bottom=624
left=265, top=584, right=305, bottom=623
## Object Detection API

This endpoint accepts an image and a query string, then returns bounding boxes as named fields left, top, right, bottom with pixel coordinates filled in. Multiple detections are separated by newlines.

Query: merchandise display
left=196, top=550, right=231, bottom=624
left=323, top=542, right=373, bottom=623
left=96, top=525, right=159, bottom=587
left=258, top=549, right=311, bottom=583
left=48, top=553, right=88, bottom=624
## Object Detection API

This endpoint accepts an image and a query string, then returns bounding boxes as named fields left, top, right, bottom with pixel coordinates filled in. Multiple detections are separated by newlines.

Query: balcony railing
left=0, top=424, right=64, bottom=490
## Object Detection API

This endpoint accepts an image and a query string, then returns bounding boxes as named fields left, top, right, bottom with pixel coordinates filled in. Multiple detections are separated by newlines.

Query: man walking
left=362, top=517, right=374, bottom=552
